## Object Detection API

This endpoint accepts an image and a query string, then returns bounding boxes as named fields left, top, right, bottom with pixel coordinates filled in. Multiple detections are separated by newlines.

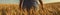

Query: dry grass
left=0, top=2, right=60, bottom=15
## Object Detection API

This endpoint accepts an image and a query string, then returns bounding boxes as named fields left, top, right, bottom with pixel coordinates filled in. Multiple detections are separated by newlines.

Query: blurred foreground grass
left=0, top=2, right=60, bottom=15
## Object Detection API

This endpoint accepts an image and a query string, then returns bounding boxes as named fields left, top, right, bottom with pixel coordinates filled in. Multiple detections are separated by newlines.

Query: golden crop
left=0, top=2, right=60, bottom=15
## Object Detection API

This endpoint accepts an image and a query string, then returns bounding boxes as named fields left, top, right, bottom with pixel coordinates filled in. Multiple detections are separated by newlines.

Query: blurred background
left=0, top=0, right=60, bottom=4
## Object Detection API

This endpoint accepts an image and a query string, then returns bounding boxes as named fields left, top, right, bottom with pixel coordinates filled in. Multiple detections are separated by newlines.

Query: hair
left=20, top=0, right=43, bottom=15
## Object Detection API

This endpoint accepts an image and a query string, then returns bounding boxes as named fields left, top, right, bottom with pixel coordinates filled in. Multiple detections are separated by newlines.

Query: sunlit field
left=0, top=2, right=60, bottom=15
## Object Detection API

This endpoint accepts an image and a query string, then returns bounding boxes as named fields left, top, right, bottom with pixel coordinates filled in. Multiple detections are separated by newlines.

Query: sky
left=0, top=0, right=60, bottom=4
left=0, top=0, right=19, bottom=4
left=43, top=0, right=60, bottom=4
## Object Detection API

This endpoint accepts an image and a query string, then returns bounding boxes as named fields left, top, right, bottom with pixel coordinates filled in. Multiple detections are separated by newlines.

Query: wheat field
left=0, top=2, right=60, bottom=15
